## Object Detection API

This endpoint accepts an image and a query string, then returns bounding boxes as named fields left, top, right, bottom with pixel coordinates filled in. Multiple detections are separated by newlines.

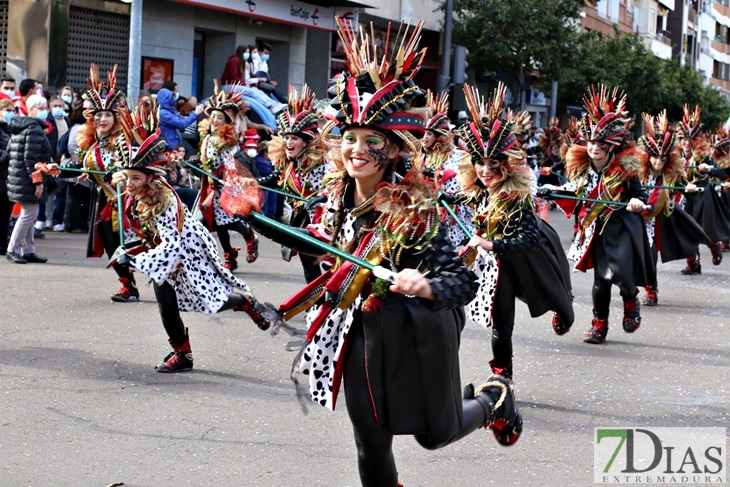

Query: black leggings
left=491, top=272, right=516, bottom=372
left=216, top=221, right=254, bottom=254
left=592, top=272, right=636, bottom=320
left=344, top=329, right=399, bottom=487
left=343, top=326, right=489, bottom=487
left=153, top=281, right=246, bottom=347
left=98, top=217, right=131, bottom=280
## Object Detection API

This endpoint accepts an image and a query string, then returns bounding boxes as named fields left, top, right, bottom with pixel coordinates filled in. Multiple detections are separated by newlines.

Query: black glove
left=104, top=169, right=116, bottom=184
left=304, top=194, right=327, bottom=213
left=117, top=253, right=132, bottom=267
left=422, top=167, right=435, bottom=178
left=257, top=170, right=281, bottom=188
left=536, top=187, right=553, bottom=199
left=437, top=191, right=458, bottom=204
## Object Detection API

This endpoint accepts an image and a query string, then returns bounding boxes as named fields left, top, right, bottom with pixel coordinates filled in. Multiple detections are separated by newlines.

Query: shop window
left=66, top=6, right=130, bottom=92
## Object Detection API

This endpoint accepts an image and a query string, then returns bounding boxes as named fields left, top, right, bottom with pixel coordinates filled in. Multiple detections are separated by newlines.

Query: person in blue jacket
left=157, top=87, right=204, bottom=149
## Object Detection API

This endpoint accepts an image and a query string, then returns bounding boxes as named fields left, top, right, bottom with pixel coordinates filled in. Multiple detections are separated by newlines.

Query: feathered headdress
left=563, top=116, right=580, bottom=146
left=455, top=82, right=523, bottom=164
left=84, top=64, right=124, bottom=119
left=638, top=110, right=676, bottom=157
left=424, top=90, right=451, bottom=137
left=578, top=85, right=630, bottom=145
left=116, top=102, right=169, bottom=175
left=676, top=104, right=703, bottom=140
left=277, top=84, right=321, bottom=141
left=204, top=79, right=245, bottom=123
left=326, top=18, right=427, bottom=149
left=539, top=118, right=562, bottom=146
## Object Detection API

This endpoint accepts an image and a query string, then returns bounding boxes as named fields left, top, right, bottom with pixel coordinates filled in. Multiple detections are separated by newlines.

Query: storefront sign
left=171, top=0, right=342, bottom=31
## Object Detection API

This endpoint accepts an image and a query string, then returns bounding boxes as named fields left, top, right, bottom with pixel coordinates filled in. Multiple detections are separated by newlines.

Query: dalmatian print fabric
left=440, top=157, right=475, bottom=247
left=127, top=198, right=250, bottom=314
left=565, top=170, right=600, bottom=266
left=298, top=210, right=360, bottom=410
left=204, top=140, right=240, bottom=227
left=464, top=196, right=499, bottom=328
left=644, top=174, right=657, bottom=247
left=466, top=247, right=499, bottom=328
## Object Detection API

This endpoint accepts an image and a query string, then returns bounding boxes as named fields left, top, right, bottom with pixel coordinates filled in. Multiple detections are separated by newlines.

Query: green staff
left=57, top=166, right=107, bottom=175
left=550, top=192, right=650, bottom=209
left=116, top=184, right=125, bottom=246
left=438, top=199, right=473, bottom=238
left=248, top=212, right=396, bottom=283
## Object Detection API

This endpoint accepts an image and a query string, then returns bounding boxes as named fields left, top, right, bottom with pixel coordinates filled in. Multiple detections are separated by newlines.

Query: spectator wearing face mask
left=59, top=86, right=74, bottom=113
left=35, top=96, right=69, bottom=232
left=221, top=44, right=287, bottom=115
left=1, top=77, right=16, bottom=99
left=251, top=42, right=288, bottom=104
left=5, top=93, right=52, bottom=264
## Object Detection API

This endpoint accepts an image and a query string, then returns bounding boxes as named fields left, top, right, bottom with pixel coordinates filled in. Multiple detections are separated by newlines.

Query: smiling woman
left=249, top=18, right=522, bottom=487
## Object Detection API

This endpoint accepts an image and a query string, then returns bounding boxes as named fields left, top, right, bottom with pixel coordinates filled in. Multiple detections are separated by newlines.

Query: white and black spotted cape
left=126, top=195, right=250, bottom=314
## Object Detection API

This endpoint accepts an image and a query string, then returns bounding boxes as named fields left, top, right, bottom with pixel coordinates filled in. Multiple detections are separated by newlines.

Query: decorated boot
left=643, top=286, right=658, bottom=306
left=711, top=242, right=723, bottom=266
left=622, top=291, right=641, bottom=333
left=224, top=247, right=239, bottom=271
left=471, top=375, right=523, bottom=445
left=583, top=311, right=608, bottom=344
left=680, top=255, right=701, bottom=275
left=551, top=311, right=571, bottom=335
left=245, top=235, right=259, bottom=263
left=234, top=293, right=272, bottom=330
left=156, top=331, right=193, bottom=373
left=111, top=274, right=140, bottom=302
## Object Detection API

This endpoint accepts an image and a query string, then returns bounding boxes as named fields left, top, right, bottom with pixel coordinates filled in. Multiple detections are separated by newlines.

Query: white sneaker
left=34, top=221, right=44, bottom=231
left=271, top=103, right=288, bottom=114
left=53, top=224, right=65, bottom=232
left=44, top=221, right=53, bottom=229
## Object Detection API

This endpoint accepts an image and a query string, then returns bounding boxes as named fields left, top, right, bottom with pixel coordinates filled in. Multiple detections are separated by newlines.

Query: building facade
left=1, top=0, right=447, bottom=102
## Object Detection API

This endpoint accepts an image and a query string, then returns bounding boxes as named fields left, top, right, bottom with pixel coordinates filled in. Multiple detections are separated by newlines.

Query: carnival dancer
left=456, top=82, right=574, bottom=385
left=636, top=111, right=711, bottom=306
left=260, top=83, right=328, bottom=283
left=249, top=20, right=521, bottom=487
left=74, top=65, right=139, bottom=302
left=535, top=117, right=564, bottom=222
left=538, top=85, right=653, bottom=345
left=196, top=81, right=259, bottom=270
left=111, top=103, right=275, bottom=373
left=421, top=90, right=474, bottom=246
left=560, top=116, right=583, bottom=236
left=710, top=127, right=730, bottom=227
left=675, top=105, right=730, bottom=274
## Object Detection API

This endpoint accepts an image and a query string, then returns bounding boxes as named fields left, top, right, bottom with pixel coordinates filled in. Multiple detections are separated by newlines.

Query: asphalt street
left=1, top=211, right=728, bottom=487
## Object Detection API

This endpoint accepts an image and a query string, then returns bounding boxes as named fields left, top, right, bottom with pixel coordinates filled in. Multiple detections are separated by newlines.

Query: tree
left=558, top=31, right=730, bottom=131
left=448, top=0, right=591, bottom=106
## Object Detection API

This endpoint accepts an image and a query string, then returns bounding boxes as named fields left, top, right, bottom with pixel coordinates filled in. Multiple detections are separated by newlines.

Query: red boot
left=224, top=247, right=239, bottom=271
left=245, top=235, right=259, bottom=263
left=234, top=293, right=271, bottom=330
left=584, top=313, right=608, bottom=344
left=711, top=242, right=723, bottom=265
left=111, top=274, right=140, bottom=302
left=156, top=331, right=193, bottom=373
left=643, top=286, right=658, bottom=306
left=622, top=291, right=641, bottom=333
left=681, top=256, right=701, bottom=275
left=551, top=312, right=572, bottom=335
